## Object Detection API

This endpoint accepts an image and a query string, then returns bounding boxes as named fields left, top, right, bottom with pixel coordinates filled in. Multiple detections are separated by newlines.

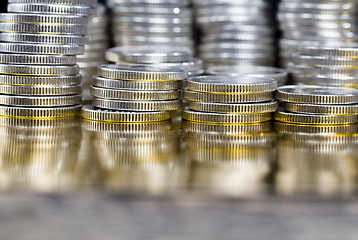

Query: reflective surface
left=1, top=116, right=357, bottom=198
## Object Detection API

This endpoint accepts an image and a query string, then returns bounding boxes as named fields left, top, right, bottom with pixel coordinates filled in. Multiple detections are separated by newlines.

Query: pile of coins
left=206, top=65, right=289, bottom=87
left=182, top=75, right=278, bottom=135
left=278, top=0, right=358, bottom=67
left=193, top=0, right=276, bottom=67
left=0, top=0, right=96, bottom=119
left=81, top=64, right=186, bottom=124
left=109, top=0, right=194, bottom=49
left=288, top=45, right=358, bottom=88
left=274, top=85, right=358, bottom=137
left=77, top=4, right=109, bottom=103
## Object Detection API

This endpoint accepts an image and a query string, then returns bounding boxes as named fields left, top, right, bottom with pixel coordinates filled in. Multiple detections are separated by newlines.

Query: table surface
left=0, top=117, right=357, bottom=239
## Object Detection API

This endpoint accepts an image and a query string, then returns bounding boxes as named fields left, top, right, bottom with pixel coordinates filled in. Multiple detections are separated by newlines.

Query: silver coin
left=8, top=3, right=96, bottom=17
left=0, top=42, right=85, bottom=55
left=0, top=32, right=88, bottom=45
left=0, top=13, right=88, bottom=26
left=0, top=22, right=88, bottom=35
left=0, top=95, right=82, bottom=107
left=276, top=85, right=358, bottom=105
left=0, top=84, right=82, bottom=96
left=0, top=64, right=79, bottom=76
left=0, top=53, right=76, bottom=65
left=0, top=74, right=81, bottom=86
left=8, top=0, right=98, bottom=8
left=113, top=6, right=192, bottom=17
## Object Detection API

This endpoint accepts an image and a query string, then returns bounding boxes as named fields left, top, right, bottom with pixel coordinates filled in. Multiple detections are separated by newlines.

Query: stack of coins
left=0, top=0, right=97, bottom=119
left=288, top=45, right=358, bottom=89
left=277, top=0, right=358, bottom=67
left=206, top=65, right=289, bottom=87
left=81, top=64, right=186, bottom=123
left=77, top=4, right=109, bottom=103
left=110, top=0, right=194, bottom=49
left=0, top=116, right=82, bottom=191
left=81, top=119, right=184, bottom=193
left=274, top=85, right=358, bottom=137
left=193, top=0, right=276, bottom=68
left=183, top=75, right=278, bottom=135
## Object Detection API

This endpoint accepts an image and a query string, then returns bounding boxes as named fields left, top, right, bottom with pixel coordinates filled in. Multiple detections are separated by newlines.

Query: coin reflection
left=82, top=120, right=187, bottom=194
left=276, top=131, right=358, bottom=196
left=184, top=132, right=276, bottom=197
left=0, top=117, right=82, bottom=191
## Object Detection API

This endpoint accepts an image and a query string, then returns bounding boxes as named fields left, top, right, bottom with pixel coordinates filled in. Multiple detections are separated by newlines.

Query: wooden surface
left=0, top=191, right=357, bottom=240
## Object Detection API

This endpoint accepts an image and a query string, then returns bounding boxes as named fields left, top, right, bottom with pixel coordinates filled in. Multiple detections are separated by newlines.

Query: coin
left=0, top=74, right=81, bottom=86
left=0, top=64, right=79, bottom=76
left=105, top=45, right=192, bottom=63
left=0, top=53, right=76, bottom=65
left=0, top=95, right=81, bottom=107
left=0, top=42, right=85, bottom=55
left=184, top=89, right=274, bottom=103
left=188, top=100, right=278, bottom=114
left=98, top=64, right=187, bottom=81
left=81, top=105, right=172, bottom=123
left=187, top=75, right=277, bottom=94
left=8, top=3, right=96, bottom=17
left=0, top=22, right=88, bottom=35
left=274, top=108, right=358, bottom=125
left=92, top=97, right=182, bottom=111
left=292, top=74, right=358, bottom=88
left=93, top=76, right=181, bottom=91
left=0, top=13, right=88, bottom=26
left=288, top=62, right=358, bottom=76
left=8, top=0, right=98, bottom=8
left=0, top=32, right=88, bottom=45
left=283, top=102, right=358, bottom=116
left=183, top=107, right=272, bottom=124
left=0, top=105, right=81, bottom=119
left=0, top=84, right=82, bottom=96
left=299, top=45, right=358, bottom=59
left=90, top=85, right=180, bottom=101
left=275, top=85, right=358, bottom=104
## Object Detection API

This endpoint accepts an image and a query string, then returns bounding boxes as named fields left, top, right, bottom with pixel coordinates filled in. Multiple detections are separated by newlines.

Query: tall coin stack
left=182, top=76, right=278, bottom=135
left=110, top=0, right=194, bottom=49
left=193, top=0, right=276, bottom=68
left=77, top=4, right=109, bottom=103
left=81, top=64, right=186, bottom=123
left=288, top=45, right=358, bottom=89
left=277, top=0, right=358, bottom=67
left=274, top=85, right=358, bottom=138
left=0, top=0, right=96, bottom=119
left=206, top=65, right=289, bottom=87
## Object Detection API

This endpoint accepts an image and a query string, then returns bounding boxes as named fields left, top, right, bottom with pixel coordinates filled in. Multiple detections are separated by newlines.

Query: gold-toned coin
left=184, top=89, right=273, bottom=103
left=283, top=102, right=358, bottom=116
left=274, top=109, right=358, bottom=125
left=188, top=100, right=278, bottom=114
left=183, top=107, right=272, bottom=124
left=274, top=121, right=358, bottom=135
left=81, top=105, right=172, bottom=123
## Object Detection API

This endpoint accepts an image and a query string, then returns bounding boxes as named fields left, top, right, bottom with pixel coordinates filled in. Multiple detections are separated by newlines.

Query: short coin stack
left=206, top=65, right=289, bottom=87
left=193, top=0, right=276, bottom=67
left=110, top=0, right=194, bottom=49
left=77, top=4, right=109, bottom=102
left=182, top=75, right=278, bottom=135
left=288, top=45, right=358, bottom=89
left=81, top=64, right=186, bottom=123
left=274, top=85, right=358, bottom=137
left=0, top=0, right=96, bottom=119
left=277, top=0, right=358, bottom=67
